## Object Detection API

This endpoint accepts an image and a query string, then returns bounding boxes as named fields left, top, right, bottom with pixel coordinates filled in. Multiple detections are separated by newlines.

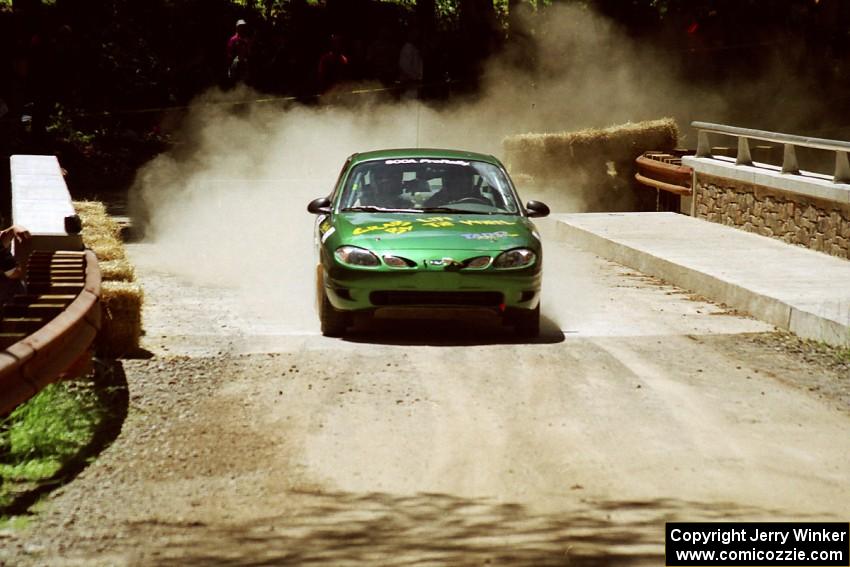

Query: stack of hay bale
left=73, top=201, right=143, bottom=358
left=503, top=118, right=680, bottom=212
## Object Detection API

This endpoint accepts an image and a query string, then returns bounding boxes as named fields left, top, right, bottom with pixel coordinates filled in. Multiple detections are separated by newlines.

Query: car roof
left=348, top=148, right=502, bottom=167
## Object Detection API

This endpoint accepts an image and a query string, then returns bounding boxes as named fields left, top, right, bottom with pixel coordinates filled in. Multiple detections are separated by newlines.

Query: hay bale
left=99, top=259, right=135, bottom=282
left=98, top=281, right=143, bottom=358
left=86, top=235, right=126, bottom=262
left=503, top=118, right=679, bottom=211
left=74, top=200, right=125, bottom=261
left=74, top=201, right=121, bottom=236
left=74, top=200, right=143, bottom=357
left=73, top=200, right=108, bottom=217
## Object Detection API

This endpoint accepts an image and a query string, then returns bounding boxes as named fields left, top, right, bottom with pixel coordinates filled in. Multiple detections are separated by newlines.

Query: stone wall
left=694, top=173, right=850, bottom=260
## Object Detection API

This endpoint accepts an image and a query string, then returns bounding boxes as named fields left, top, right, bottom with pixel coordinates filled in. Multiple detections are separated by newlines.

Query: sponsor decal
left=419, top=158, right=470, bottom=166
left=384, top=158, right=471, bottom=166
left=416, top=216, right=455, bottom=228
left=352, top=220, right=413, bottom=235
left=350, top=217, right=518, bottom=236
left=458, top=219, right=516, bottom=226
left=460, top=231, right=518, bottom=241
left=320, top=226, right=336, bottom=243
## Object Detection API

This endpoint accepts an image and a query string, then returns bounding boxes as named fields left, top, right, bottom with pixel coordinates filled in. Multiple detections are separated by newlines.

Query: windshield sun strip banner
left=384, top=159, right=471, bottom=166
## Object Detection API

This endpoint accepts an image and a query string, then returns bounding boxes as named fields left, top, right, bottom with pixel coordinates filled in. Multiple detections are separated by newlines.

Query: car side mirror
left=526, top=200, right=550, bottom=218
left=307, top=197, right=332, bottom=214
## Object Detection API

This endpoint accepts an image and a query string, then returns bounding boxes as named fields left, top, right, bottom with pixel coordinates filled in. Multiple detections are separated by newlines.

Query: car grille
left=370, top=291, right=504, bottom=307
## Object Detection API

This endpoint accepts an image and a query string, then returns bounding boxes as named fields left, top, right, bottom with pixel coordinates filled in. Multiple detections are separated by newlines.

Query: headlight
left=493, top=248, right=536, bottom=270
left=463, top=256, right=492, bottom=270
left=383, top=255, right=416, bottom=268
left=335, top=245, right=380, bottom=267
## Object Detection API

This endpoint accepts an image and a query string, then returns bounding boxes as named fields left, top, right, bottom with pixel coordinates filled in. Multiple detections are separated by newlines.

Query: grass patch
left=0, top=514, right=31, bottom=531
left=0, top=380, right=104, bottom=508
left=0, top=367, right=127, bottom=516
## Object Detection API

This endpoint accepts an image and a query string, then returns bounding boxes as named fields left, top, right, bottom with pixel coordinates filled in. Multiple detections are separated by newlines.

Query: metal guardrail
left=0, top=250, right=101, bottom=416
left=693, top=121, right=850, bottom=184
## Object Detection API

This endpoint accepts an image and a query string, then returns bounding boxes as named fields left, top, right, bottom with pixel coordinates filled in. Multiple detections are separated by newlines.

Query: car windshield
left=337, top=158, right=520, bottom=214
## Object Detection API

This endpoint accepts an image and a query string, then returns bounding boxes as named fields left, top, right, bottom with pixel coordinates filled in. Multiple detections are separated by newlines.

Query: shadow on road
left=122, top=492, right=784, bottom=566
left=342, top=314, right=565, bottom=346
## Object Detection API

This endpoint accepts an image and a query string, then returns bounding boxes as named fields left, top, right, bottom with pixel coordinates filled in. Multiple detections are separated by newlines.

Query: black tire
left=514, top=304, right=540, bottom=338
left=320, top=290, right=350, bottom=337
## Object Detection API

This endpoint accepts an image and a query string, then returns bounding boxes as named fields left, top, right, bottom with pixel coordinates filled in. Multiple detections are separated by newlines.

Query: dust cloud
left=127, top=4, right=774, bottom=331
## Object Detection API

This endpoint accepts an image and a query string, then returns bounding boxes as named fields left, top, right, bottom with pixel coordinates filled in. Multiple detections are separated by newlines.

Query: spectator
left=227, top=19, right=254, bottom=85
left=317, top=34, right=349, bottom=94
left=0, top=225, right=30, bottom=304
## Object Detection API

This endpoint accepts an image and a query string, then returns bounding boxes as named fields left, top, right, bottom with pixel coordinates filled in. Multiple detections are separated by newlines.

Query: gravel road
left=1, top=219, right=848, bottom=566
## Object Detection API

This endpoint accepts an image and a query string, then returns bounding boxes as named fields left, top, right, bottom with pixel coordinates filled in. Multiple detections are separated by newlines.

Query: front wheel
left=320, top=290, right=350, bottom=337
left=513, top=304, right=540, bottom=338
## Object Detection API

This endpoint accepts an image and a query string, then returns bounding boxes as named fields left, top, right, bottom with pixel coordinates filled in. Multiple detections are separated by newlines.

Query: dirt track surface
left=1, top=222, right=849, bottom=566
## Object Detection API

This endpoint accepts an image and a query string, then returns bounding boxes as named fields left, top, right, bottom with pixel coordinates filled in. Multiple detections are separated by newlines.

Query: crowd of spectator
left=0, top=0, right=507, bottom=132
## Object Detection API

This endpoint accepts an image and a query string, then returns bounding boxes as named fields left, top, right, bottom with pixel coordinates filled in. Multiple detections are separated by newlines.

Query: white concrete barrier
left=10, top=154, right=84, bottom=252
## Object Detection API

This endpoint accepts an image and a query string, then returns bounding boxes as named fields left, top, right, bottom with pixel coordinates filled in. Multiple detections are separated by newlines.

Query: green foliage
left=0, top=379, right=107, bottom=509
left=46, top=106, right=96, bottom=147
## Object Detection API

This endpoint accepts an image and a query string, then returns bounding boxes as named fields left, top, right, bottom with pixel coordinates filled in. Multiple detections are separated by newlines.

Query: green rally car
left=307, top=148, right=549, bottom=337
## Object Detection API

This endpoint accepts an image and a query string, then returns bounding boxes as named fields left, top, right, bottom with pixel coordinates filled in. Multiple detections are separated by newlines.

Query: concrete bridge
left=582, top=121, right=850, bottom=347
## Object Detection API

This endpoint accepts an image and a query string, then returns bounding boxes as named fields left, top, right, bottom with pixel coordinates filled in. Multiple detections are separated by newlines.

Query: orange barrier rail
left=634, top=152, right=693, bottom=195
left=634, top=151, right=694, bottom=213
left=634, top=172, right=693, bottom=196
left=0, top=250, right=101, bottom=416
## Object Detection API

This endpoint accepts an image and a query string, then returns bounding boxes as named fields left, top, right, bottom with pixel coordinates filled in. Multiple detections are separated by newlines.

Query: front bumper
left=323, top=264, right=542, bottom=313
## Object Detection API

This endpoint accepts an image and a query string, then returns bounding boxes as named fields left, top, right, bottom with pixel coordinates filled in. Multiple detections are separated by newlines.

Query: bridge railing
left=692, top=121, right=850, bottom=184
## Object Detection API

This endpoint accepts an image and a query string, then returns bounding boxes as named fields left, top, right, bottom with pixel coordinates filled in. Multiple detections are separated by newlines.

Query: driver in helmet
left=360, top=166, right=410, bottom=208
left=423, top=166, right=481, bottom=208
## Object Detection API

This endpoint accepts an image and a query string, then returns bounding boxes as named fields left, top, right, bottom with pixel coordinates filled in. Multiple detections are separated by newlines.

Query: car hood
left=333, top=212, right=538, bottom=252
